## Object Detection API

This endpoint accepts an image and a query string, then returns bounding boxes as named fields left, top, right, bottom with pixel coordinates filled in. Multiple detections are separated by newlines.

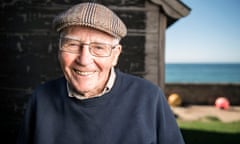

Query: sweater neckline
left=65, top=70, right=122, bottom=108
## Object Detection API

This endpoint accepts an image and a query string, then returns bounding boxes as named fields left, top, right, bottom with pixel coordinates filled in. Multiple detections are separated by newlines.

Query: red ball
left=215, top=97, right=230, bottom=110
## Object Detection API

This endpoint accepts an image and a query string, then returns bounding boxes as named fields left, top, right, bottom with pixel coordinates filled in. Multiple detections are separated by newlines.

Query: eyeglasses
left=59, top=37, right=118, bottom=57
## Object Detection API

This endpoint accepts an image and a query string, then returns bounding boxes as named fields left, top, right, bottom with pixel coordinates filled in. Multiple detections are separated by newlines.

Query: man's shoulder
left=115, top=70, right=165, bottom=103
left=116, top=70, right=161, bottom=91
left=34, top=77, right=66, bottom=93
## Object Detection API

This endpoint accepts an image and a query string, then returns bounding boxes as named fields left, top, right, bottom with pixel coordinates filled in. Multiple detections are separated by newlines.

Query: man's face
left=58, top=26, right=121, bottom=97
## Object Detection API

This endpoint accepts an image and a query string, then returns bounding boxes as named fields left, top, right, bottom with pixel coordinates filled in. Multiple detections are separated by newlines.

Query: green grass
left=177, top=118, right=240, bottom=133
left=177, top=118, right=240, bottom=144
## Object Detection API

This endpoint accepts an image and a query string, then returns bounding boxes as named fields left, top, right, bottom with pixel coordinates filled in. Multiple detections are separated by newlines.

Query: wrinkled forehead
left=59, top=26, right=120, bottom=44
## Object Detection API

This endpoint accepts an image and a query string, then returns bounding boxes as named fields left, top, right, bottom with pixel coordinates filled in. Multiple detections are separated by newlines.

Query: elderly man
left=17, top=2, right=185, bottom=144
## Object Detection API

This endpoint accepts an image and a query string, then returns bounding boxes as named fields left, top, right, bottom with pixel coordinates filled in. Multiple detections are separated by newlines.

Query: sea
left=165, top=63, right=240, bottom=83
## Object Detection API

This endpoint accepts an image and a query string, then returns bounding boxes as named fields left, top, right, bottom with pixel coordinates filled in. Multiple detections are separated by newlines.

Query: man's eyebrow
left=62, top=35, right=81, bottom=41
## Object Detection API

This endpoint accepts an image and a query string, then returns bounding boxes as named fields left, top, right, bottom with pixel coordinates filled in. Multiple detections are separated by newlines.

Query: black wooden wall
left=0, top=0, right=146, bottom=143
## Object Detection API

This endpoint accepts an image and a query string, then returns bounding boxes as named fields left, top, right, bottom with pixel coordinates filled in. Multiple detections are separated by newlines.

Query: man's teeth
left=75, top=70, right=95, bottom=76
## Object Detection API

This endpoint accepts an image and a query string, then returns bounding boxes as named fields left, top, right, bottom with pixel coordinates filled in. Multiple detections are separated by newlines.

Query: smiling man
left=58, top=26, right=121, bottom=99
left=17, top=2, right=185, bottom=144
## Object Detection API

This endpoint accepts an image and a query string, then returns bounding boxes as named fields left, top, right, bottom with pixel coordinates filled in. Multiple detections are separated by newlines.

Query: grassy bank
left=178, top=118, right=240, bottom=144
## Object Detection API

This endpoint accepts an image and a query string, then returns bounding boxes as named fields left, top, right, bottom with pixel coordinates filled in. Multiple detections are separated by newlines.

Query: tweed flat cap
left=53, top=2, right=127, bottom=39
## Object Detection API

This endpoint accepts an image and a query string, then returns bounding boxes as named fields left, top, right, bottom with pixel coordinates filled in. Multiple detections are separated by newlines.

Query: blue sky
left=166, top=0, right=240, bottom=63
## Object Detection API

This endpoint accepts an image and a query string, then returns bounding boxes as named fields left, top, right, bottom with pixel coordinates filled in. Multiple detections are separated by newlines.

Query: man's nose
left=76, top=45, right=93, bottom=65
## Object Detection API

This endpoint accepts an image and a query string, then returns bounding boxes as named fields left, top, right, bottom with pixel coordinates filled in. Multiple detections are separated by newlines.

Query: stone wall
left=165, top=83, right=240, bottom=105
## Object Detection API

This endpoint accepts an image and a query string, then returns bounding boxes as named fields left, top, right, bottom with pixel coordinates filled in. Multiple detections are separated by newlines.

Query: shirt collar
left=67, top=67, right=116, bottom=100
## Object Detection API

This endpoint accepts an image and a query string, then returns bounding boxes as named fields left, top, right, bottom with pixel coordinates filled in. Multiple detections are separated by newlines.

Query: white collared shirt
left=67, top=67, right=116, bottom=100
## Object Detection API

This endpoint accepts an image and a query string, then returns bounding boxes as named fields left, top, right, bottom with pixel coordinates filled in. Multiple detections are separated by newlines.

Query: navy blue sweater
left=17, top=70, right=184, bottom=144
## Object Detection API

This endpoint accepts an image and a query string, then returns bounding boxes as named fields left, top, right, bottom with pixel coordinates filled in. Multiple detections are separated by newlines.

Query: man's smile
left=73, top=69, right=97, bottom=76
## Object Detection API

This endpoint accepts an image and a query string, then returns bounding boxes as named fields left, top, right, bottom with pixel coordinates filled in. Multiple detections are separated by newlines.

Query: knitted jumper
left=17, top=70, right=184, bottom=144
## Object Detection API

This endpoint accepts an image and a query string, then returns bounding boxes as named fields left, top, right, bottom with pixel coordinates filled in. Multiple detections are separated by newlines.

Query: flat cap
left=53, top=2, right=127, bottom=39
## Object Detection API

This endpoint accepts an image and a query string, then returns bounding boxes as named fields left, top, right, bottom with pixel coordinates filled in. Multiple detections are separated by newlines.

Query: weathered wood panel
left=0, top=1, right=152, bottom=143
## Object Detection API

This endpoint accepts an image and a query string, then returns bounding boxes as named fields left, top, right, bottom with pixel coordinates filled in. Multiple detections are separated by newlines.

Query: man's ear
left=112, top=44, right=122, bottom=66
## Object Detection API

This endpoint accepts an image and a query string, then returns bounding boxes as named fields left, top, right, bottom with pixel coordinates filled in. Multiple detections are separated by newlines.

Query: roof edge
left=150, top=0, right=191, bottom=19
